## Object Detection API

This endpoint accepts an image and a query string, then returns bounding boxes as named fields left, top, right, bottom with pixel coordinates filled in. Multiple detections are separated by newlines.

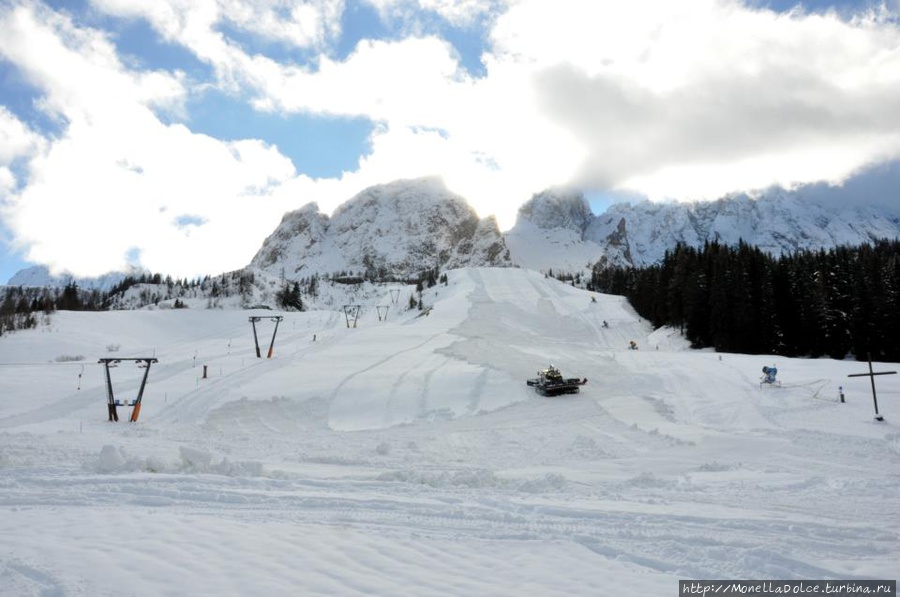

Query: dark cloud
left=533, top=58, right=900, bottom=196
left=799, top=160, right=900, bottom=214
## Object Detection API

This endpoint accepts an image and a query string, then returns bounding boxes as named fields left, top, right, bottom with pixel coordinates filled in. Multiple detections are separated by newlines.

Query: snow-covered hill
left=1, top=268, right=897, bottom=594
left=251, top=177, right=511, bottom=279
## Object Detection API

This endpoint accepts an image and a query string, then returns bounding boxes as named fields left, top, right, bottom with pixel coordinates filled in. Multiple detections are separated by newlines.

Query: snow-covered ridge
left=507, top=186, right=900, bottom=272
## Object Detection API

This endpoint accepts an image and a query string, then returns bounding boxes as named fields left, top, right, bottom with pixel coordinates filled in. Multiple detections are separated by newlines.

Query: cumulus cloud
left=0, top=2, right=298, bottom=277
left=2, top=0, right=900, bottom=277
left=93, top=0, right=345, bottom=50
left=91, top=0, right=347, bottom=94
left=252, top=36, right=470, bottom=120
left=141, top=0, right=900, bottom=209
left=0, top=107, right=46, bottom=206
left=363, top=0, right=503, bottom=28
left=494, top=0, right=900, bottom=199
left=0, top=107, right=45, bottom=163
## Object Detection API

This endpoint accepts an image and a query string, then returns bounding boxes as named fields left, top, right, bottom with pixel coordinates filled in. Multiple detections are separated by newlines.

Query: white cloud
left=0, top=2, right=298, bottom=277
left=0, top=3, right=188, bottom=123
left=251, top=35, right=469, bottom=121
left=0, top=106, right=45, bottom=164
left=488, top=0, right=900, bottom=200
left=92, top=0, right=345, bottom=49
left=363, top=0, right=503, bottom=28
left=218, top=0, right=344, bottom=47
left=148, top=0, right=900, bottom=209
left=0, top=107, right=34, bottom=199
left=3, top=0, right=900, bottom=278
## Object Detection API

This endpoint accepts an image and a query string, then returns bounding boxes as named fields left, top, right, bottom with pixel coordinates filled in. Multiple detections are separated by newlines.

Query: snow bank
left=90, top=444, right=264, bottom=477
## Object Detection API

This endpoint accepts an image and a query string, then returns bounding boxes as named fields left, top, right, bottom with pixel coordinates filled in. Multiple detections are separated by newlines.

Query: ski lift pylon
left=98, top=357, right=158, bottom=422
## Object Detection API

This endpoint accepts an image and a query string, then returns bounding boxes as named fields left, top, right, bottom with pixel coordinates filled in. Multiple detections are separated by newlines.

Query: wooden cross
left=847, top=354, right=897, bottom=422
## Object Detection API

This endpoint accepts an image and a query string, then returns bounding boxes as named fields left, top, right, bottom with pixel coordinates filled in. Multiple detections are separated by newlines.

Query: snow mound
left=91, top=445, right=264, bottom=477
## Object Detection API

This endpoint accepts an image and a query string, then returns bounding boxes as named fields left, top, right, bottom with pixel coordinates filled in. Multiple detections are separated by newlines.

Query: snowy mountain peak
left=251, top=177, right=511, bottom=278
left=516, top=188, right=593, bottom=234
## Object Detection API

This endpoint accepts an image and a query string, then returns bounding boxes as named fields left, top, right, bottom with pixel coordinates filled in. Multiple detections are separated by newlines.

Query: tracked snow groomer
left=526, top=365, right=588, bottom=396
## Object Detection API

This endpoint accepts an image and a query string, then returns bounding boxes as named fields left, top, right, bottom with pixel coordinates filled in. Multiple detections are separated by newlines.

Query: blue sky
left=1, top=0, right=899, bottom=282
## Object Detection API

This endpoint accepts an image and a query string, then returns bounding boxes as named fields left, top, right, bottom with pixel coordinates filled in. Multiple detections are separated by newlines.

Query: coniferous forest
left=591, top=239, right=900, bottom=362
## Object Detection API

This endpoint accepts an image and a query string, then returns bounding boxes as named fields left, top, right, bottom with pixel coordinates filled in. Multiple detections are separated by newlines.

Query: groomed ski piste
left=1, top=267, right=898, bottom=595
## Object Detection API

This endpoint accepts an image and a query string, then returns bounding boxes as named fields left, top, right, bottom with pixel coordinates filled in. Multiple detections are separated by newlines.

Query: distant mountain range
left=506, top=186, right=900, bottom=272
left=250, top=176, right=900, bottom=278
left=8, top=175, right=900, bottom=288
left=6, top=265, right=142, bottom=291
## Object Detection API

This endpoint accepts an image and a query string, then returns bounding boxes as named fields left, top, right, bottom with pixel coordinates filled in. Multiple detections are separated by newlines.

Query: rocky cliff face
left=250, top=177, right=511, bottom=279
left=515, top=188, right=594, bottom=233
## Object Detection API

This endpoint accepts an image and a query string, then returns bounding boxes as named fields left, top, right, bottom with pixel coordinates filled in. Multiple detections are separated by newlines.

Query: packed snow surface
left=1, top=268, right=898, bottom=596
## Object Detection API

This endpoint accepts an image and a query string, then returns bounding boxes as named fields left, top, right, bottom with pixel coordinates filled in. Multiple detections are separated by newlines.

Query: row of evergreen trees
left=592, top=239, right=900, bottom=362
left=0, top=284, right=91, bottom=335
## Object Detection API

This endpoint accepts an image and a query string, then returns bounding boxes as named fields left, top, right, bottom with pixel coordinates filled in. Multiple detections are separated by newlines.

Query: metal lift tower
left=249, top=316, right=284, bottom=358
left=99, top=358, right=158, bottom=422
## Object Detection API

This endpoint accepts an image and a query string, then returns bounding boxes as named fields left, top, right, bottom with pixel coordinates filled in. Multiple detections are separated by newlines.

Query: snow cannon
left=526, top=365, right=588, bottom=397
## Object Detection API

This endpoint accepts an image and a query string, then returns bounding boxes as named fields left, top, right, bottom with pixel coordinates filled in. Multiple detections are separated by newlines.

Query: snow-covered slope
left=1, top=267, right=897, bottom=594
left=251, top=177, right=511, bottom=279
left=506, top=188, right=900, bottom=272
